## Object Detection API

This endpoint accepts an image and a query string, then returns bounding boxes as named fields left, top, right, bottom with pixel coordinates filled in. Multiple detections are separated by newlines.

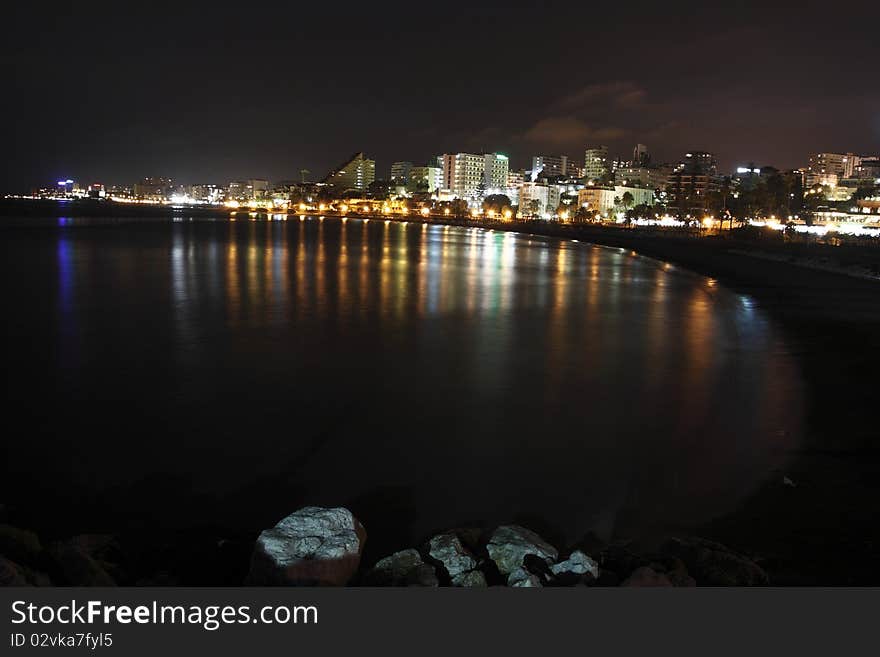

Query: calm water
left=2, top=216, right=802, bottom=550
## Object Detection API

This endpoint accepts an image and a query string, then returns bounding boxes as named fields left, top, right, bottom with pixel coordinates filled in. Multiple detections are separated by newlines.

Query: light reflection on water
left=4, top=216, right=802, bottom=546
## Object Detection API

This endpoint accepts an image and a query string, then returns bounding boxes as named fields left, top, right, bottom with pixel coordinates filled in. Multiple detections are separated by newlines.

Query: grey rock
left=487, top=525, right=558, bottom=575
left=427, top=532, right=477, bottom=578
left=406, top=563, right=440, bottom=587
left=451, top=570, right=487, bottom=587
left=247, top=507, right=366, bottom=586
left=622, top=566, right=673, bottom=587
left=508, top=567, right=542, bottom=588
left=661, top=537, right=768, bottom=586
left=550, top=550, right=599, bottom=579
left=365, top=549, right=426, bottom=586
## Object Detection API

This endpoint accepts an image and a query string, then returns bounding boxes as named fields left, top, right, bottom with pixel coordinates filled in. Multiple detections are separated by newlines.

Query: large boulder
left=247, top=507, right=366, bottom=586
left=487, top=525, right=558, bottom=576
left=426, top=532, right=477, bottom=578
left=660, top=537, right=768, bottom=586
left=363, top=549, right=437, bottom=587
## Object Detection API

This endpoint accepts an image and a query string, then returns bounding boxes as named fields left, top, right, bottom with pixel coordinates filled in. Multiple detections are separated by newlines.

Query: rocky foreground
left=2, top=506, right=769, bottom=587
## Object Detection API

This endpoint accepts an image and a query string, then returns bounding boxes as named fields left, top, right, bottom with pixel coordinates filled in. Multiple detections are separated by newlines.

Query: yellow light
left=340, top=204, right=348, bottom=213
left=319, top=203, right=326, bottom=211
left=503, top=209, right=512, bottom=219
left=299, top=203, right=307, bottom=211
left=420, top=207, right=430, bottom=216
left=444, top=208, right=450, bottom=215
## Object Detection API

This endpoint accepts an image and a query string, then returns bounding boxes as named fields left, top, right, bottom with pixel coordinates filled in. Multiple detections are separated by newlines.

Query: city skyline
left=4, top=1, right=879, bottom=191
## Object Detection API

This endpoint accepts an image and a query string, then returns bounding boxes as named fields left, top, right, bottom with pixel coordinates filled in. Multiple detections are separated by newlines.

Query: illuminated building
left=390, top=161, right=413, bottom=184
left=406, top=165, right=442, bottom=193
left=577, top=186, right=617, bottom=216
left=323, top=152, right=376, bottom=192
left=134, top=177, right=173, bottom=201
left=531, top=155, right=569, bottom=178
left=583, top=146, right=609, bottom=182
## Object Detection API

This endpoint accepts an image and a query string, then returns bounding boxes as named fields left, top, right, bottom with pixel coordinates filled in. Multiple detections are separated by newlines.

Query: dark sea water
left=2, top=216, right=802, bottom=552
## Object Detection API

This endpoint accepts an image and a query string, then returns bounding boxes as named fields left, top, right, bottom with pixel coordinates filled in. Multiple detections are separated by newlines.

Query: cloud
left=521, top=116, right=627, bottom=145
left=557, top=81, right=647, bottom=111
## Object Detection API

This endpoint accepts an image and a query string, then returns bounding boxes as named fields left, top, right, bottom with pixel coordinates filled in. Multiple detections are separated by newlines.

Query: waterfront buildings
left=531, top=155, right=569, bottom=178
left=406, top=165, right=442, bottom=193
left=577, top=184, right=654, bottom=218
left=324, top=152, right=376, bottom=192
left=805, top=152, right=860, bottom=187
left=440, top=152, right=508, bottom=199
left=484, top=153, right=510, bottom=191
left=583, top=147, right=610, bottom=182
left=390, top=161, right=413, bottom=184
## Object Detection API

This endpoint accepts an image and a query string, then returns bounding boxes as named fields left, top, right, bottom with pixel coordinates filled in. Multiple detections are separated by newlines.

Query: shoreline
left=3, top=199, right=880, bottom=584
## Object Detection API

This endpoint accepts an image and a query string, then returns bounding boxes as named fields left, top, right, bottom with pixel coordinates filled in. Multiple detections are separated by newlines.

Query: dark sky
left=4, top=0, right=879, bottom=191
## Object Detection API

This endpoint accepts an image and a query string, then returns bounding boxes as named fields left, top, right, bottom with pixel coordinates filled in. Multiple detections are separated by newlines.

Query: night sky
left=4, top=1, right=879, bottom=191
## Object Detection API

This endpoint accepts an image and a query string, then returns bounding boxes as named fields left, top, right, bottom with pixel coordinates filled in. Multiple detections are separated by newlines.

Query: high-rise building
left=807, top=152, right=858, bottom=186
left=406, top=165, right=443, bottom=193
left=680, top=151, right=717, bottom=176
left=632, top=144, right=649, bottom=166
left=323, top=152, right=376, bottom=191
left=583, top=147, right=609, bottom=182
left=666, top=151, right=720, bottom=216
left=442, top=153, right=483, bottom=198
left=531, top=155, right=569, bottom=178
left=484, top=153, right=509, bottom=192
left=390, top=161, right=413, bottom=184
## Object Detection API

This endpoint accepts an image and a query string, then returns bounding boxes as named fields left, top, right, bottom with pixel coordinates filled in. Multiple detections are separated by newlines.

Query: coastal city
left=11, top=145, right=880, bottom=236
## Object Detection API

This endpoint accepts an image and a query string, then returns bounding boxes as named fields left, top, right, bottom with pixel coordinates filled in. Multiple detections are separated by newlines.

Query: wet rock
left=364, top=549, right=425, bottom=586
left=486, top=525, right=558, bottom=576
left=247, top=507, right=366, bottom=586
left=427, top=532, right=477, bottom=578
left=49, top=543, right=116, bottom=586
left=622, top=566, right=673, bottom=587
left=451, top=570, right=487, bottom=587
left=551, top=550, right=600, bottom=579
left=661, top=537, right=768, bottom=586
left=508, top=567, right=542, bottom=588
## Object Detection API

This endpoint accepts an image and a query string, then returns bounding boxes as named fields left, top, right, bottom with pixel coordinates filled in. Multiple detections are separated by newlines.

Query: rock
left=49, top=543, right=116, bottom=586
left=247, top=507, right=366, bottom=586
left=508, top=567, right=542, bottom=588
left=406, top=563, right=440, bottom=587
left=451, top=570, right=487, bottom=587
left=622, top=566, right=673, bottom=587
left=0, top=557, right=28, bottom=586
left=364, top=549, right=426, bottom=586
left=0, top=524, right=42, bottom=566
left=551, top=550, right=600, bottom=579
left=486, top=525, right=558, bottom=576
left=661, top=537, right=768, bottom=586
left=427, top=532, right=477, bottom=578
left=659, top=557, right=696, bottom=587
